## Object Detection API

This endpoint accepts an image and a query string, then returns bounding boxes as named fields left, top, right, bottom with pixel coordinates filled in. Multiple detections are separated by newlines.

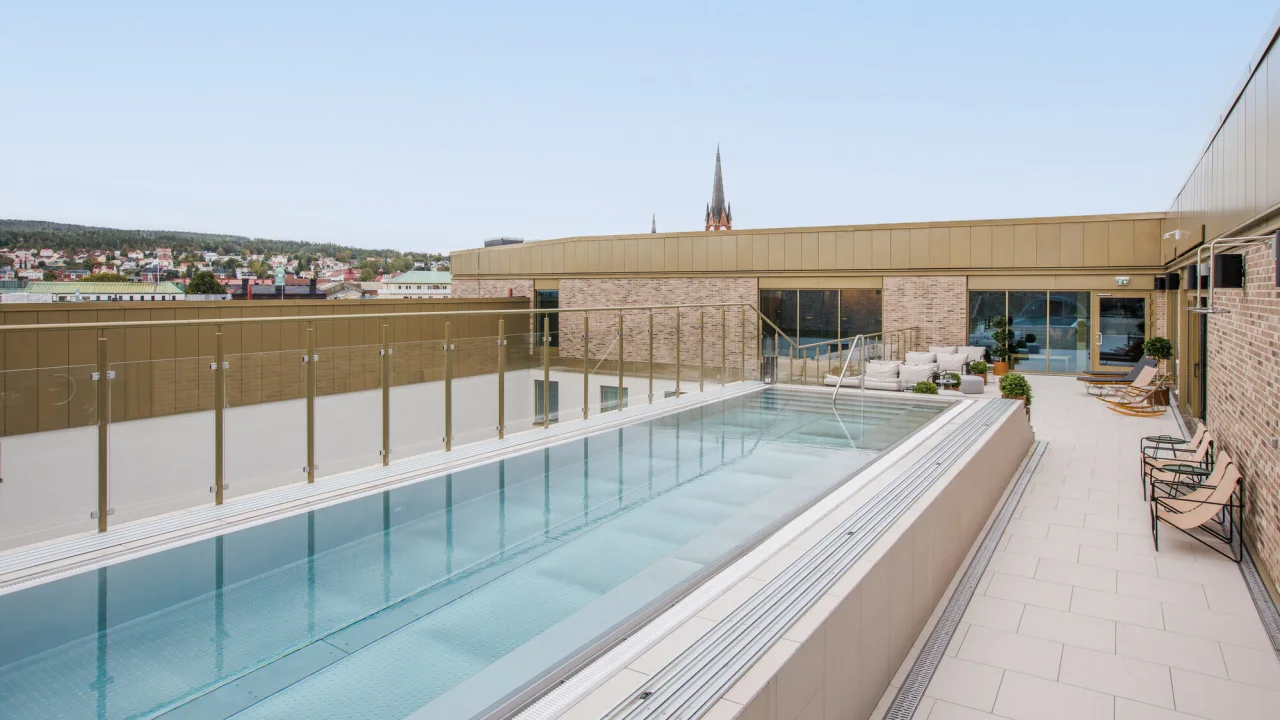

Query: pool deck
left=896, top=375, right=1280, bottom=720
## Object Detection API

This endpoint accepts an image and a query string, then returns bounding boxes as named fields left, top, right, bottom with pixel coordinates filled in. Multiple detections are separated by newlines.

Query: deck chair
left=1088, top=365, right=1157, bottom=398
left=1077, top=356, right=1155, bottom=387
left=1142, top=429, right=1213, bottom=499
left=1076, top=356, right=1153, bottom=380
left=1151, top=452, right=1243, bottom=562
left=1106, top=376, right=1171, bottom=416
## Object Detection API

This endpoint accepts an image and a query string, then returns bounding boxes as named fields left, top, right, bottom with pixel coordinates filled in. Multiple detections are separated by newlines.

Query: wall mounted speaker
left=1212, top=254, right=1244, bottom=289
left=1154, top=276, right=1167, bottom=290
left=1164, top=271, right=1181, bottom=290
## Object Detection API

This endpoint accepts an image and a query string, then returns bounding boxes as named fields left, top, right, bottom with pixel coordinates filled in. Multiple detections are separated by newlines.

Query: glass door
left=1091, top=293, right=1147, bottom=370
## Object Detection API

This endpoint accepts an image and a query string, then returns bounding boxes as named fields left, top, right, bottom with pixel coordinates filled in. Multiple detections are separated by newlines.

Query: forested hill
left=0, top=220, right=440, bottom=260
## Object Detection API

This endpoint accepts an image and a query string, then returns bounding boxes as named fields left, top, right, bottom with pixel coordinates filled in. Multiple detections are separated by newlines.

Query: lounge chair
left=1142, top=429, right=1213, bottom=498
left=1091, top=365, right=1158, bottom=399
left=1106, top=376, right=1171, bottom=416
left=1150, top=451, right=1243, bottom=562
left=1141, top=425, right=1207, bottom=459
left=1077, top=356, right=1155, bottom=389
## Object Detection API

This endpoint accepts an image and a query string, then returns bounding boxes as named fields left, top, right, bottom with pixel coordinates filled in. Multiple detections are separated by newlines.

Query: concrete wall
left=722, top=404, right=1032, bottom=720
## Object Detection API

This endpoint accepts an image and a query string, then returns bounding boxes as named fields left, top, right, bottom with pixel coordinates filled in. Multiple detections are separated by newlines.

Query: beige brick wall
left=449, top=278, right=534, bottom=302
left=558, top=278, right=760, bottom=379
left=1203, top=242, right=1280, bottom=582
left=1153, top=291, right=1168, bottom=339
left=882, top=276, right=967, bottom=349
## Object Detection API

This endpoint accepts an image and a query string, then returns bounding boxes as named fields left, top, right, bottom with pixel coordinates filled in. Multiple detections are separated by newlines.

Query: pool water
left=0, top=388, right=946, bottom=720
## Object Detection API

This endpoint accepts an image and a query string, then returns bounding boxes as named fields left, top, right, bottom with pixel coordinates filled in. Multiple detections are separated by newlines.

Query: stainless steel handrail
left=831, top=334, right=866, bottom=400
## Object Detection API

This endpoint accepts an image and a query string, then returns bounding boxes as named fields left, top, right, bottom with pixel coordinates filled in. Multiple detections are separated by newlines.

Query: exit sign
left=1115, top=276, right=1130, bottom=286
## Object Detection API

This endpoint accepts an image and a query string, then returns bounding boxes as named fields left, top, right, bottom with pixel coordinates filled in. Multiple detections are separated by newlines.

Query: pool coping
left=0, top=382, right=769, bottom=593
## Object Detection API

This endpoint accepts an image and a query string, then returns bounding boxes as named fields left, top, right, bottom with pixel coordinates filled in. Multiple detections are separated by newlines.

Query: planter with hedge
left=999, top=372, right=1032, bottom=418
left=1142, top=336, right=1174, bottom=405
left=967, top=360, right=989, bottom=385
left=912, top=380, right=939, bottom=395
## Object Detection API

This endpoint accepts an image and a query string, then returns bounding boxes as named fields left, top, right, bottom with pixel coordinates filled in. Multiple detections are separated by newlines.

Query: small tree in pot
left=1143, top=336, right=1174, bottom=406
left=999, top=372, right=1032, bottom=419
left=912, top=380, right=939, bottom=394
left=989, top=316, right=1012, bottom=376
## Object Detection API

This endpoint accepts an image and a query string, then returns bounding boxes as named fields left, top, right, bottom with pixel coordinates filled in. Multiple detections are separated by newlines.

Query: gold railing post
left=381, top=323, right=391, bottom=465
left=95, top=333, right=109, bottom=532
left=542, top=316, right=551, bottom=427
left=789, top=345, right=795, bottom=384
left=720, top=308, right=726, bottom=386
left=675, top=310, right=682, bottom=396
left=214, top=328, right=226, bottom=502
left=740, top=305, right=746, bottom=382
left=699, top=308, right=705, bottom=392
left=306, top=325, right=316, bottom=483
left=647, top=311, right=654, bottom=403
left=497, top=318, right=506, bottom=439
left=444, top=321, right=453, bottom=451
left=582, top=313, right=590, bottom=420
left=617, top=311, right=624, bottom=411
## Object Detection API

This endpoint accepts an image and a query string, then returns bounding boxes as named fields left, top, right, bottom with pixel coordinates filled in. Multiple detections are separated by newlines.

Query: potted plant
left=912, top=380, right=939, bottom=394
left=968, top=360, right=989, bottom=385
left=989, top=316, right=1012, bottom=376
left=1143, top=336, right=1174, bottom=405
left=999, top=372, right=1032, bottom=419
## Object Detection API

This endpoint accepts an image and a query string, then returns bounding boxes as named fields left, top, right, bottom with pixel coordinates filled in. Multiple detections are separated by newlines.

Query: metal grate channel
left=883, top=440, right=1046, bottom=720
left=1240, top=546, right=1280, bottom=660
left=0, top=383, right=764, bottom=589
left=603, top=399, right=1018, bottom=720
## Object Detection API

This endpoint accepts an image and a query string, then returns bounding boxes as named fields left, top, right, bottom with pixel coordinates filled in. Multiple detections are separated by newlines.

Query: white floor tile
left=1114, top=697, right=1209, bottom=719
left=1059, top=644, right=1174, bottom=708
left=985, top=573, right=1073, bottom=611
left=958, top=625, right=1062, bottom=681
left=923, top=699, right=1004, bottom=719
left=1116, top=571, right=1208, bottom=609
left=1071, top=587, right=1164, bottom=629
left=1020, top=506, right=1086, bottom=528
left=1018, top=604, right=1115, bottom=652
left=993, top=671, right=1114, bottom=720
left=1115, top=622, right=1227, bottom=678
left=1035, top=558, right=1117, bottom=592
left=986, top=550, right=1038, bottom=578
left=1047, top=524, right=1119, bottom=550
left=1078, top=546, right=1158, bottom=576
left=1161, top=603, right=1272, bottom=651
left=1169, top=667, right=1280, bottom=720
left=923, top=656, right=1004, bottom=713
left=1219, top=642, right=1280, bottom=691
left=1004, top=535, right=1080, bottom=564
left=962, top=594, right=1024, bottom=633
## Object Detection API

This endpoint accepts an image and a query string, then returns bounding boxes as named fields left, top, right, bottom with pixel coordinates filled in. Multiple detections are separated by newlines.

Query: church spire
left=706, top=146, right=731, bottom=231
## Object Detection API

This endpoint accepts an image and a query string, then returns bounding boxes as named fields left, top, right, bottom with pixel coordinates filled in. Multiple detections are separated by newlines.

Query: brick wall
left=1203, top=242, right=1280, bottom=581
left=558, top=278, right=760, bottom=378
left=450, top=279, right=534, bottom=302
left=882, top=276, right=967, bottom=349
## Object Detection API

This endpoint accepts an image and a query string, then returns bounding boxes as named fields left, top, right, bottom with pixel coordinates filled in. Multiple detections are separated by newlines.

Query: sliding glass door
left=967, top=290, right=1118, bottom=374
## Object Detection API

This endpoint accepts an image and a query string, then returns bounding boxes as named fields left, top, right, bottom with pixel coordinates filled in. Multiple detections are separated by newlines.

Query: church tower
left=704, top=146, right=732, bottom=231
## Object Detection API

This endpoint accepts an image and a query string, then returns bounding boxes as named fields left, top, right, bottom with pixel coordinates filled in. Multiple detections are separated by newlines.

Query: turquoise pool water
left=0, top=388, right=946, bottom=720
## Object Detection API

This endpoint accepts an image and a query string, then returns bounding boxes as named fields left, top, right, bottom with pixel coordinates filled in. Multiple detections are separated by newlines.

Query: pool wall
left=553, top=396, right=1033, bottom=720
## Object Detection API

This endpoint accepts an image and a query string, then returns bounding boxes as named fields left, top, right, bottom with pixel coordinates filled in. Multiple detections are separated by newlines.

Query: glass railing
left=0, top=303, right=774, bottom=545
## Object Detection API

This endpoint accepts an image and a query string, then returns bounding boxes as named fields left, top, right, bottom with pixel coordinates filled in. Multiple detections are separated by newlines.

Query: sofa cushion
left=899, top=362, right=937, bottom=385
left=905, top=351, right=936, bottom=365
left=864, top=378, right=903, bottom=391
left=865, top=362, right=900, bottom=381
left=960, top=345, right=988, bottom=362
left=929, top=345, right=958, bottom=355
left=937, top=352, right=967, bottom=372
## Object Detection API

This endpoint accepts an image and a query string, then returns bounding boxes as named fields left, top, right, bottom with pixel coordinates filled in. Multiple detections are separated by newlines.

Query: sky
left=2, top=1, right=1278, bottom=253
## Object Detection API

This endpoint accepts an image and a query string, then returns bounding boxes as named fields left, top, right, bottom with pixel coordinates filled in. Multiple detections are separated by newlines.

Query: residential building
left=21, top=281, right=184, bottom=301
left=378, top=270, right=451, bottom=298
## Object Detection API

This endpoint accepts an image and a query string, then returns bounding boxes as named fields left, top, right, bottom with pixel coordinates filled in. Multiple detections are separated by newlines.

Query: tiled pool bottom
left=0, top=389, right=947, bottom=720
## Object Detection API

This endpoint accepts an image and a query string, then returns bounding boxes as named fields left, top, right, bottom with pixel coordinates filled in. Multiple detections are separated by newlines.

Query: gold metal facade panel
left=1013, top=224, right=1037, bottom=267
left=909, top=227, right=930, bottom=267
left=991, top=225, right=1015, bottom=267
left=1036, top=224, right=1061, bottom=268
left=1083, top=223, right=1109, bottom=266
left=969, top=226, right=993, bottom=267
left=1107, top=220, right=1134, bottom=266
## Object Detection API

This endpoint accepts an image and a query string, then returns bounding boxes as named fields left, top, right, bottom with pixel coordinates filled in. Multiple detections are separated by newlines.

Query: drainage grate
left=1240, top=545, right=1280, bottom=661
left=883, top=440, right=1046, bottom=720
left=603, top=399, right=1019, bottom=720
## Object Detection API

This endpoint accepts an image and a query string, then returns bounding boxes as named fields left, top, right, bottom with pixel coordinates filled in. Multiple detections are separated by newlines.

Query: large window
left=536, top=290, right=559, bottom=347
left=759, top=289, right=882, bottom=358
left=534, top=379, right=559, bottom=424
left=600, top=385, right=628, bottom=412
left=968, top=290, right=1101, bottom=373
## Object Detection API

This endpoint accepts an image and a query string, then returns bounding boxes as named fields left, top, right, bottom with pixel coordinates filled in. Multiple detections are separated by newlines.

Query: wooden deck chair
left=1089, top=365, right=1157, bottom=398
left=1076, top=356, right=1154, bottom=383
left=1150, top=452, right=1243, bottom=562
left=1107, top=378, right=1172, bottom=417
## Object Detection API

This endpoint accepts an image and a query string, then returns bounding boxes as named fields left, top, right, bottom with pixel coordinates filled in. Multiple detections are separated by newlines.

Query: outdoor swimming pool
left=0, top=388, right=948, bottom=720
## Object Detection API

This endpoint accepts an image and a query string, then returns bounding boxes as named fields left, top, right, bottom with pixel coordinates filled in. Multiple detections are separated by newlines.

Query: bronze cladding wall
left=0, top=298, right=529, bottom=436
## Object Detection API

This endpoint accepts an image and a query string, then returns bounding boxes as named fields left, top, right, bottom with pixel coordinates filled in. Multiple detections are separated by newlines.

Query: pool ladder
left=831, top=334, right=868, bottom=401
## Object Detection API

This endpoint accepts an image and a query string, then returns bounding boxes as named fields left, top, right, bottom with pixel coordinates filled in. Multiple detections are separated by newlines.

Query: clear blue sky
left=1, top=1, right=1276, bottom=253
